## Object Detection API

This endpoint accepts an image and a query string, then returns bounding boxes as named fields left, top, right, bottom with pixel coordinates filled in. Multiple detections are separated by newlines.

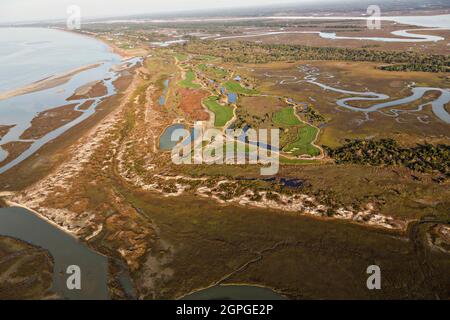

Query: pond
left=159, top=79, right=170, bottom=106
left=227, top=93, right=238, bottom=104
left=159, top=124, right=187, bottom=151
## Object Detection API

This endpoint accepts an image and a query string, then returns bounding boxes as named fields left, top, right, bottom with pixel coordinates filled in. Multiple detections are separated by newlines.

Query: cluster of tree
left=185, top=41, right=449, bottom=73
left=233, top=108, right=272, bottom=129
left=301, top=107, right=326, bottom=125
left=380, top=63, right=449, bottom=73
left=324, top=139, right=450, bottom=177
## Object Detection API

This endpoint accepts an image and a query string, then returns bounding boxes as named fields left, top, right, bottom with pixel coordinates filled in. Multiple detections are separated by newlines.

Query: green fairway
left=179, top=70, right=202, bottom=89
left=224, top=81, right=259, bottom=95
left=283, top=125, right=320, bottom=157
left=204, top=96, right=234, bottom=127
left=273, top=107, right=301, bottom=127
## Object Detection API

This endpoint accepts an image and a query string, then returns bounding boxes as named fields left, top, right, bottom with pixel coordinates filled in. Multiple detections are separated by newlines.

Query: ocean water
left=385, top=14, right=450, bottom=29
left=0, top=27, right=127, bottom=173
left=0, top=27, right=119, bottom=94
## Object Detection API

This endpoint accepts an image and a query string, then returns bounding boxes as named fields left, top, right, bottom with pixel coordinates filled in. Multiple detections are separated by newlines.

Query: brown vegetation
left=68, top=81, right=108, bottom=100
left=0, top=141, right=33, bottom=168
left=20, top=104, right=81, bottom=140
left=178, top=88, right=210, bottom=121
left=0, top=125, right=14, bottom=140
left=0, top=236, right=54, bottom=300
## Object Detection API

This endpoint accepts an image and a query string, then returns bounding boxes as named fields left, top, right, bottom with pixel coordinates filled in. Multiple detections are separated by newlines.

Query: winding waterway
left=104, top=13, right=450, bottom=29
left=118, top=14, right=450, bottom=43
left=265, top=65, right=450, bottom=124
left=215, top=29, right=445, bottom=43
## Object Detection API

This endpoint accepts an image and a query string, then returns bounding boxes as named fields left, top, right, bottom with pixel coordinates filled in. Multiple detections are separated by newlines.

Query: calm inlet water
left=0, top=207, right=109, bottom=300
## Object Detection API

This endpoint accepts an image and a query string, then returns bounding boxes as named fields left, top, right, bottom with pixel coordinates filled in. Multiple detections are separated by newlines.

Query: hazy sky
left=0, top=0, right=329, bottom=23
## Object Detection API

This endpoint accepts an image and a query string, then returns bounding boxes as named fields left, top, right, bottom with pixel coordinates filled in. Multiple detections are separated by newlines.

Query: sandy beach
left=0, top=63, right=101, bottom=101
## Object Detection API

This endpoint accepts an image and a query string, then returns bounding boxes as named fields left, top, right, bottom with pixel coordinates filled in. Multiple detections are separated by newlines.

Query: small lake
left=159, top=124, right=187, bottom=151
left=0, top=207, right=109, bottom=300
left=182, top=285, right=286, bottom=300
left=159, top=79, right=170, bottom=106
left=228, top=93, right=238, bottom=104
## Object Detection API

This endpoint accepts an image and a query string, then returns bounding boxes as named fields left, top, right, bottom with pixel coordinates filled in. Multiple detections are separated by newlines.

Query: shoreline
left=2, top=200, right=80, bottom=241
left=59, top=27, right=146, bottom=59
left=0, top=63, right=102, bottom=101
left=0, top=27, right=132, bottom=102
left=0, top=28, right=138, bottom=175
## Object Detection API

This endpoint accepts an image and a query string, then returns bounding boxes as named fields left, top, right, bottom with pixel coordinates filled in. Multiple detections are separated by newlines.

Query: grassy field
left=0, top=236, right=53, bottom=299
left=119, top=186, right=450, bottom=300
left=195, top=54, right=217, bottom=61
left=245, top=60, right=450, bottom=148
left=272, top=107, right=320, bottom=157
left=224, top=81, right=259, bottom=95
left=273, top=107, right=301, bottom=127
left=174, top=52, right=189, bottom=62
left=204, top=96, right=234, bottom=127
left=179, top=70, right=202, bottom=89
left=198, top=64, right=228, bottom=79
left=283, top=125, right=320, bottom=157
left=5, top=47, right=449, bottom=302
